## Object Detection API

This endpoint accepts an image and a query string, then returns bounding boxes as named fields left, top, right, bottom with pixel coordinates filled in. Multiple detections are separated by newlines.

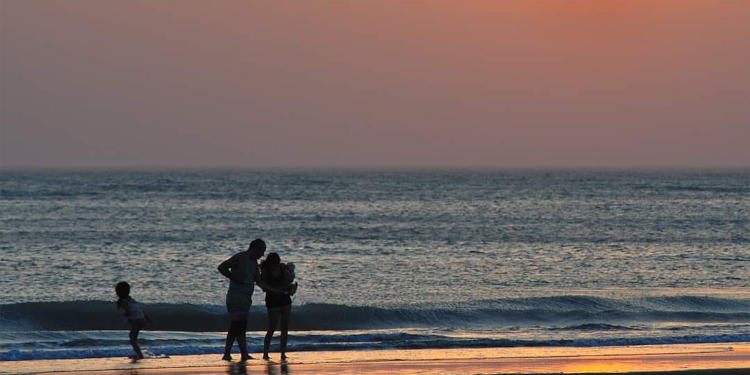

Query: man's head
left=247, top=238, right=266, bottom=259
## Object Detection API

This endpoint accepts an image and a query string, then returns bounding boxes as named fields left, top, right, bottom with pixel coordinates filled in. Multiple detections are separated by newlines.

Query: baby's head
left=115, top=281, right=130, bottom=299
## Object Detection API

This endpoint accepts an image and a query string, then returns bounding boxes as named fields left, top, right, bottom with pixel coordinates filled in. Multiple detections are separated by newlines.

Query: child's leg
left=129, top=322, right=144, bottom=359
left=263, top=307, right=280, bottom=358
left=279, top=304, right=291, bottom=359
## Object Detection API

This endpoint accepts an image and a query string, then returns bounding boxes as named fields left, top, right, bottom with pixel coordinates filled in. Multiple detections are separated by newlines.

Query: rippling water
left=1, top=169, right=748, bottom=360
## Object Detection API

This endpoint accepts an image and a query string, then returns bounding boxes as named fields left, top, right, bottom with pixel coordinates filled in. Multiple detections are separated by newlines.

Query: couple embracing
left=217, top=239, right=297, bottom=361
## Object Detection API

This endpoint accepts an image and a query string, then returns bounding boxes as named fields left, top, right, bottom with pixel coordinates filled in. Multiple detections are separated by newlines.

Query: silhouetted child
left=115, top=281, right=149, bottom=360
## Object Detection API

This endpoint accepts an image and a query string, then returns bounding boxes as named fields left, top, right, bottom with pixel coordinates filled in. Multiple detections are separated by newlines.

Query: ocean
left=0, top=169, right=748, bottom=361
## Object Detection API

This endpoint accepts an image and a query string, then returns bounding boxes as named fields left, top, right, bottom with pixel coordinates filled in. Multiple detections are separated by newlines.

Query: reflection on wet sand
left=223, top=361, right=289, bottom=375
left=226, top=362, right=246, bottom=374
left=264, top=362, right=290, bottom=375
left=8, top=344, right=748, bottom=375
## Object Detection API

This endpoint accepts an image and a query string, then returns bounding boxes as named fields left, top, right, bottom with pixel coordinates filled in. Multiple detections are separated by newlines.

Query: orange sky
left=1, top=0, right=748, bottom=168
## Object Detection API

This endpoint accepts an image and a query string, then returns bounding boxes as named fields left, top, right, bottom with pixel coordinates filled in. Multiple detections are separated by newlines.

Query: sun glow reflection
left=562, top=360, right=638, bottom=373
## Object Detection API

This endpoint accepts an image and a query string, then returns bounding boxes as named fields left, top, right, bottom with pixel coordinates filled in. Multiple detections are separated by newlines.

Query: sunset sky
left=1, top=0, right=748, bottom=168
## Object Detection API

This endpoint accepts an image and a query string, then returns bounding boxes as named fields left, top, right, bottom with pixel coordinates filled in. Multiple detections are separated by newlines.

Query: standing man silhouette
left=218, top=238, right=267, bottom=361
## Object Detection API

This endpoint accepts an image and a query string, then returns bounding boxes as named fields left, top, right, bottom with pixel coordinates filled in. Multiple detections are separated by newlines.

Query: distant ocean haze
left=0, top=170, right=747, bottom=305
left=0, top=170, right=748, bottom=360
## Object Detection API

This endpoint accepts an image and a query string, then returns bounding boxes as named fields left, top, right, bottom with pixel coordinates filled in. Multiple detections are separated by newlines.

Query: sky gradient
left=1, top=0, right=749, bottom=168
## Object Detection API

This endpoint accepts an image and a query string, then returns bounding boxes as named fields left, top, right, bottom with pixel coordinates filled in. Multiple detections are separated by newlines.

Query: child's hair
left=115, top=281, right=130, bottom=299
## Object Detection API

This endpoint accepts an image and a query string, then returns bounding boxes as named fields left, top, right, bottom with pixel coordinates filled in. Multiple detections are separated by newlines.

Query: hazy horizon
left=2, top=1, right=749, bottom=169
left=2, top=166, right=749, bottom=173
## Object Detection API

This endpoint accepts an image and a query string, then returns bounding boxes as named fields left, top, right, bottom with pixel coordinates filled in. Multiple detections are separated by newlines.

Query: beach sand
left=1, top=342, right=748, bottom=375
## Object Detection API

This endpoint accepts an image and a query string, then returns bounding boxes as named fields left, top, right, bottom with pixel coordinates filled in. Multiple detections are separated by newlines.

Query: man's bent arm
left=217, top=256, right=236, bottom=281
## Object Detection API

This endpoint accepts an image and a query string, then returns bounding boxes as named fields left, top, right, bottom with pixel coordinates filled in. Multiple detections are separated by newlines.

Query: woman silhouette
left=260, top=252, right=297, bottom=360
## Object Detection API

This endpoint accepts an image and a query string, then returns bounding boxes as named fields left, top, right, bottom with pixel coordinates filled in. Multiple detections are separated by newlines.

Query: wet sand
left=1, top=342, right=748, bottom=375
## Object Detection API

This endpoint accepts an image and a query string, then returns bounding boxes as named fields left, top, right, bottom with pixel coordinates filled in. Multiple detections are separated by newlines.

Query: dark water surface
left=1, top=169, right=748, bottom=359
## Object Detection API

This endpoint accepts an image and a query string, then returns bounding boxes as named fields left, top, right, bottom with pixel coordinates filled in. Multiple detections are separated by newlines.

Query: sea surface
left=0, top=169, right=748, bottom=360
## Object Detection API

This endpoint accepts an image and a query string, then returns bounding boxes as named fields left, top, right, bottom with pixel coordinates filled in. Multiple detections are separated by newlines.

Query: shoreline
left=1, top=342, right=748, bottom=375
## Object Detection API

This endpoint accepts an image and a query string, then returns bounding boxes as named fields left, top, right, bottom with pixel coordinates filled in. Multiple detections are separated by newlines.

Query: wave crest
left=2, top=295, right=748, bottom=332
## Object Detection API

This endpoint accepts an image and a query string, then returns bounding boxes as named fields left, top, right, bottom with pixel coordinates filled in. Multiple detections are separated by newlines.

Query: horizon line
left=1, top=165, right=749, bottom=173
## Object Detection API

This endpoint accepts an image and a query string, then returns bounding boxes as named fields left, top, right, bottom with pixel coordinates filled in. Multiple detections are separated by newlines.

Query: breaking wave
left=2, top=295, right=748, bottom=331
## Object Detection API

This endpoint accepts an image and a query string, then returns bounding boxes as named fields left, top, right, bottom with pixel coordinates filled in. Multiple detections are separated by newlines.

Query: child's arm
left=283, top=263, right=296, bottom=282
left=285, top=282, right=298, bottom=296
left=281, top=264, right=297, bottom=292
